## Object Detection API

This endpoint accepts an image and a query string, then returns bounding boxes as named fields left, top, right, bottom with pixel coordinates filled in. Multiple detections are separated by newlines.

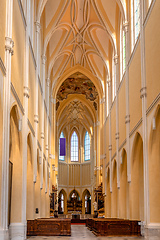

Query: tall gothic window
left=112, top=54, right=116, bottom=101
left=71, top=131, right=78, bottom=162
left=59, top=132, right=65, bottom=161
left=120, top=20, right=126, bottom=81
left=84, top=131, right=90, bottom=161
left=131, top=0, right=140, bottom=51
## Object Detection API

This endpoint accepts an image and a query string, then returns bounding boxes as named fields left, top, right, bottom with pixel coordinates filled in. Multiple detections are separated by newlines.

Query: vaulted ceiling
left=38, top=0, right=126, bottom=133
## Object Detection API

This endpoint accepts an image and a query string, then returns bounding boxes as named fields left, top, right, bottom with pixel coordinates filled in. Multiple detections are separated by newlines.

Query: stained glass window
left=71, top=131, right=78, bottom=162
left=59, top=132, right=65, bottom=161
left=84, top=131, right=90, bottom=161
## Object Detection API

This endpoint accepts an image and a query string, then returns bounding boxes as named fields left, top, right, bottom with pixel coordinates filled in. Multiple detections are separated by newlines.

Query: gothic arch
left=131, top=132, right=144, bottom=221
left=148, top=105, right=160, bottom=223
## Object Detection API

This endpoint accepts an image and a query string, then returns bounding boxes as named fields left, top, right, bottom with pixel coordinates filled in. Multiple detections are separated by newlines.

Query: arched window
left=112, top=54, right=116, bottom=101
left=59, top=132, right=65, bottom=161
left=84, top=131, right=90, bottom=161
left=131, top=0, right=140, bottom=51
left=61, top=193, right=64, bottom=212
left=120, top=20, right=126, bottom=81
left=71, top=131, right=78, bottom=162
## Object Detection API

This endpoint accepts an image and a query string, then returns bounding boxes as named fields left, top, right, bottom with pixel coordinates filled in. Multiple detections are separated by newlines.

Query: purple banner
left=60, top=138, right=66, bottom=156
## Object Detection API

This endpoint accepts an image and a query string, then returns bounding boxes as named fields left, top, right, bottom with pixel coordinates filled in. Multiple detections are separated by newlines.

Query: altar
left=72, top=213, right=80, bottom=219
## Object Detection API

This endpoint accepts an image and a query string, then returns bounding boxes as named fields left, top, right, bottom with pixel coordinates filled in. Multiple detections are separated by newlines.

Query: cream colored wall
left=59, top=162, right=91, bottom=187
left=0, top=0, right=6, bottom=63
left=38, top=86, right=42, bottom=142
left=28, top=51, right=36, bottom=128
left=111, top=103, right=116, bottom=155
left=129, top=43, right=142, bottom=131
left=118, top=78, right=126, bottom=146
left=12, top=0, right=25, bottom=105
left=10, top=106, right=22, bottom=223
left=145, top=0, right=160, bottom=108
left=102, top=0, right=160, bottom=224
left=148, top=107, right=160, bottom=223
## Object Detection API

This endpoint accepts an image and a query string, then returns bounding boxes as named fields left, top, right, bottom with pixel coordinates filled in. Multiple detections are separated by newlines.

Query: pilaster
left=1, top=0, right=13, bottom=239
left=140, top=0, right=150, bottom=226
left=40, top=54, right=47, bottom=190
left=123, top=21, right=131, bottom=184
left=33, top=21, right=41, bottom=183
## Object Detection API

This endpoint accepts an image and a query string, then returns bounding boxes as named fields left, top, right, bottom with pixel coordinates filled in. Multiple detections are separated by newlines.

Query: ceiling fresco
left=56, top=72, right=98, bottom=102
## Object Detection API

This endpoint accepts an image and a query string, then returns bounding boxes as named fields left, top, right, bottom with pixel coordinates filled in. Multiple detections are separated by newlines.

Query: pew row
left=27, top=218, right=71, bottom=236
left=86, top=218, right=141, bottom=236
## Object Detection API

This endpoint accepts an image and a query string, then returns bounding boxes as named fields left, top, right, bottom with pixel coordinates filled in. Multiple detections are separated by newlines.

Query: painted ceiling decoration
left=56, top=72, right=98, bottom=102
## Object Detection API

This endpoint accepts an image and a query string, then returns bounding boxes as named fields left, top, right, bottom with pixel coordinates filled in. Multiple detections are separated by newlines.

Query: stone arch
left=82, top=189, right=91, bottom=214
left=106, top=167, right=111, bottom=217
left=112, top=159, right=117, bottom=217
left=149, top=105, right=160, bottom=223
left=9, top=105, right=22, bottom=224
left=35, top=149, right=41, bottom=218
left=41, top=158, right=46, bottom=218
left=131, top=132, right=144, bottom=221
left=27, top=133, right=34, bottom=220
left=58, top=189, right=67, bottom=214
left=119, top=148, right=128, bottom=219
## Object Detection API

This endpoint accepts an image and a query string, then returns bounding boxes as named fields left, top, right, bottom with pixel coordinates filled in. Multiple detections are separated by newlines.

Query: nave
left=27, top=225, right=155, bottom=240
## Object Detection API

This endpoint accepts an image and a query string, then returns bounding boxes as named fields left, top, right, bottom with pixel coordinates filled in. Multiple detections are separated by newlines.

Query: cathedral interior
left=0, top=0, right=160, bottom=239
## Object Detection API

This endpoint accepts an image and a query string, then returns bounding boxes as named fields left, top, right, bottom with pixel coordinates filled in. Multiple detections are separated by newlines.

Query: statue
left=93, top=201, right=97, bottom=211
left=93, top=201, right=98, bottom=218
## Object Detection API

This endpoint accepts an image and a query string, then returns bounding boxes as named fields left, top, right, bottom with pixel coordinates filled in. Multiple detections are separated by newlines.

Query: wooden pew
left=86, top=218, right=141, bottom=236
left=27, top=218, right=71, bottom=236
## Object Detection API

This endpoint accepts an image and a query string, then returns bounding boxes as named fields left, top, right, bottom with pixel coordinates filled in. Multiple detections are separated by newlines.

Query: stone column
left=139, top=0, right=150, bottom=226
left=123, top=21, right=131, bottom=184
left=45, top=77, right=50, bottom=194
left=0, top=1, right=14, bottom=238
left=114, top=55, right=120, bottom=217
left=10, top=1, right=31, bottom=238
left=40, top=55, right=46, bottom=189
left=107, top=77, right=112, bottom=193
left=33, top=21, right=41, bottom=183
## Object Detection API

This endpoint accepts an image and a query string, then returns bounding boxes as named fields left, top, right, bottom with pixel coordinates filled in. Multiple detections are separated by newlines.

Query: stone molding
left=5, top=37, right=14, bottom=55
left=24, top=86, right=30, bottom=98
left=140, top=87, right=147, bottom=98
left=0, top=57, right=6, bottom=76
left=9, top=222, right=27, bottom=240
left=34, top=114, right=39, bottom=123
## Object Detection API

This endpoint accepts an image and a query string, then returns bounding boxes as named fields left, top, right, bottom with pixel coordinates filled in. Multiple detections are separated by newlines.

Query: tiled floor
left=27, top=225, right=158, bottom=240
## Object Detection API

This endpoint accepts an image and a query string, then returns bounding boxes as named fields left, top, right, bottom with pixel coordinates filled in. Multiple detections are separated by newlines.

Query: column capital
left=46, top=145, right=49, bottom=151
left=140, top=87, right=147, bottom=98
left=5, top=37, right=14, bottom=55
left=42, top=54, right=47, bottom=65
left=123, top=21, right=129, bottom=33
left=107, top=78, right=111, bottom=87
left=24, top=86, right=30, bottom=98
left=108, top=145, right=112, bottom=151
left=115, top=132, right=119, bottom=140
left=96, top=121, right=100, bottom=126
left=46, top=77, right=50, bottom=87
left=50, top=97, right=56, bottom=104
left=125, top=115, right=130, bottom=124
left=114, top=54, right=119, bottom=65
left=100, top=97, right=105, bottom=104
left=35, top=21, right=41, bottom=33
left=34, top=114, right=39, bottom=123
left=41, top=132, right=44, bottom=139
